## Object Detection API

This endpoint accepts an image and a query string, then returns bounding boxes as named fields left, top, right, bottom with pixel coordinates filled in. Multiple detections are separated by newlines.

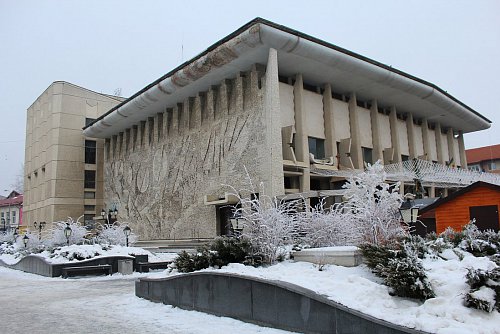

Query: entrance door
left=216, top=206, right=232, bottom=236
left=469, top=205, right=499, bottom=232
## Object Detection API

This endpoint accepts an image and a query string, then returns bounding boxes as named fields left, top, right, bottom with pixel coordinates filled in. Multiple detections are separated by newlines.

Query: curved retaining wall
left=136, top=272, right=429, bottom=334
left=0, top=255, right=134, bottom=277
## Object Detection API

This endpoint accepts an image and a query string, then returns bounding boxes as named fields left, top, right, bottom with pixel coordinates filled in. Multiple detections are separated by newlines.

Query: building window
left=488, top=161, right=497, bottom=170
left=85, top=140, right=97, bottom=164
left=84, top=170, right=96, bottom=189
left=11, top=211, right=16, bottom=225
left=85, top=118, right=96, bottom=127
left=362, top=147, right=373, bottom=165
left=84, top=205, right=95, bottom=212
left=468, top=164, right=481, bottom=172
left=401, top=155, right=409, bottom=162
left=84, top=191, right=95, bottom=199
left=308, top=137, right=325, bottom=159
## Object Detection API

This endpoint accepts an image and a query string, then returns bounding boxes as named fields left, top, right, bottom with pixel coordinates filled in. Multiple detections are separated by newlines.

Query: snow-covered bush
left=173, top=237, right=251, bottom=273
left=233, top=187, right=299, bottom=264
left=298, top=200, right=360, bottom=247
left=96, top=223, right=138, bottom=246
left=0, top=230, right=17, bottom=245
left=465, top=267, right=500, bottom=312
left=342, top=162, right=406, bottom=245
left=50, top=219, right=88, bottom=246
left=360, top=240, right=435, bottom=300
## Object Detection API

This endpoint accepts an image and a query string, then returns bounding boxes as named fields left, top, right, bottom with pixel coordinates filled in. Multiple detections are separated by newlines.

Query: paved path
left=0, top=267, right=290, bottom=334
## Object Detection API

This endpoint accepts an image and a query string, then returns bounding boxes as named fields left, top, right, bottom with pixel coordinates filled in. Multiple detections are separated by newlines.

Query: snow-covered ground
left=0, top=266, right=293, bottom=334
left=1, top=243, right=498, bottom=333
left=191, top=255, right=499, bottom=334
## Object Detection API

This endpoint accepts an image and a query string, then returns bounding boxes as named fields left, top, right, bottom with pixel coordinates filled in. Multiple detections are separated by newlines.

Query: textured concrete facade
left=104, top=65, right=279, bottom=239
left=23, top=82, right=123, bottom=226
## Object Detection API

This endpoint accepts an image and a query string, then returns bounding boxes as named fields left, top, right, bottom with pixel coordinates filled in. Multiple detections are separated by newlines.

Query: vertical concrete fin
left=323, top=84, right=337, bottom=162
left=406, top=113, right=417, bottom=159
left=389, top=106, right=401, bottom=163
left=458, top=131, right=467, bottom=168
left=435, top=122, right=444, bottom=164
left=263, top=48, right=284, bottom=197
left=348, top=92, right=362, bottom=169
left=422, top=118, right=431, bottom=161
left=370, top=100, right=382, bottom=163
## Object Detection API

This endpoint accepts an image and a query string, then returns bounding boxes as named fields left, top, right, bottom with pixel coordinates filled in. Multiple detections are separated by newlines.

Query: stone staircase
left=135, top=238, right=212, bottom=253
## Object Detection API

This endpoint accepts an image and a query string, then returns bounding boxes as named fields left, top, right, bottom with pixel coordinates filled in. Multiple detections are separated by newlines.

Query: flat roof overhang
left=84, top=18, right=491, bottom=138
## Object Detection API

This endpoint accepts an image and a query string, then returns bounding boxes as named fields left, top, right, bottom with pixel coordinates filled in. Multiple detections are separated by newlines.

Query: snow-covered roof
left=84, top=18, right=490, bottom=139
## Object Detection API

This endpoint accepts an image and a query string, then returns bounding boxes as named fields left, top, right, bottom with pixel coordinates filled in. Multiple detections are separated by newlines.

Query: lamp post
left=23, top=234, right=29, bottom=248
left=64, top=223, right=72, bottom=246
left=101, top=208, right=118, bottom=224
left=123, top=225, right=131, bottom=247
left=13, top=227, right=18, bottom=242
left=33, top=221, right=46, bottom=240
left=1, top=218, right=5, bottom=232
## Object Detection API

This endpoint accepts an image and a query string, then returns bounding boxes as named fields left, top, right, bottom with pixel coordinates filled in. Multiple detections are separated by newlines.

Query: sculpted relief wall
left=104, top=70, right=270, bottom=240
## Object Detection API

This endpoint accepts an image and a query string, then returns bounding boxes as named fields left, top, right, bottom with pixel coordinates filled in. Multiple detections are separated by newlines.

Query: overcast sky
left=1, top=0, right=499, bottom=196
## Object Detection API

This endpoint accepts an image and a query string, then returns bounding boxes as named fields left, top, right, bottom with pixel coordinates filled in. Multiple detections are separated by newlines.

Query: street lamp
left=23, top=234, right=29, bottom=248
left=123, top=225, right=131, bottom=247
left=1, top=218, right=5, bottom=232
left=33, top=221, right=46, bottom=240
left=13, top=227, right=18, bottom=242
left=64, top=223, right=72, bottom=246
left=101, top=208, right=119, bottom=224
left=399, top=197, right=419, bottom=225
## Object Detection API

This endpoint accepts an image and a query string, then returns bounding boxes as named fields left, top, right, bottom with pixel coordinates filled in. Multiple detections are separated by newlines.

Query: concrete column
left=119, top=132, right=125, bottom=159
left=406, top=113, right=417, bottom=159
left=322, top=84, right=337, bottom=161
left=429, top=186, right=436, bottom=198
left=435, top=123, right=444, bottom=164
left=104, top=138, right=110, bottom=161
left=153, top=114, right=160, bottom=144
left=262, top=48, right=284, bottom=197
left=206, top=89, right=215, bottom=121
left=218, top=81, right=229, bottom=117
left=234, top=75, right=243, bottom=114
left=111, top=135, right=117, bottom=160
left=165, top=108, right=172, bottom=136
left=348, top=93, right=363, bottom=169
left=144, top=119, right=152, bottom=147
left=389, top=106, right=402, bottom=163
left=249, top=65, right=259, bottom=101
left=458, top=131, right=467, bottom=168
left=125, top=129, right=131, bottom=154
left=181, top=100, right=190, bottom=133
left=293, top=74, right=309, bottom=163
left=370, top=100, right=382, bottom=163
left=156, top=112, right=164, bottom=143
left=421, top=119, right=431, bottom=161
left=447, top=128, right=456, bottom=166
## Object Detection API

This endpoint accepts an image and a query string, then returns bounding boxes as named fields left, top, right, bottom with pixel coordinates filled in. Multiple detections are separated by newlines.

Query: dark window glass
left=362, top=147, right=373, bottom=165
left=85, top=140, right=97, bottom=164
left=84, top=205, right=95, bottom=211
left=84, top=170, right=96, bottom=189
left=85, top=118, right=96, bottom=127
left=308, top=137, right=325, bottom=159
left=401, top=155, right=409, bottom=162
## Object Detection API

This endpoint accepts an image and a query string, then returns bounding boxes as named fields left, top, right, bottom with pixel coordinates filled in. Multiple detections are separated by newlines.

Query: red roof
left=466, top=144, right=500, bottom=164
left=0, top=194, right=23, bottom=207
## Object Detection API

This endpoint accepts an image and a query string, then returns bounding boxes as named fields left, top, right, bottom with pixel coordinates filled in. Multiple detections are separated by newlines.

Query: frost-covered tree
left=50, top=218, right=88, bottom=246
left=342, top=161, right=406, bottom=245
left=97, top=222, right=138, bottom=246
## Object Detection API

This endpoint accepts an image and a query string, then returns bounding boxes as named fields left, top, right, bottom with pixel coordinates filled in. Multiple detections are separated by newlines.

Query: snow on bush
left=96, top=223, right=138, bottom=246
left=50, top=219, right=88, bottom=246
left=341, top=161, right=406, bottom=245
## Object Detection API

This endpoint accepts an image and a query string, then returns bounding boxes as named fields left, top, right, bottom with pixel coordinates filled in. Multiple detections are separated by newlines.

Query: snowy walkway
left=0, top=267, right=292, bottom=334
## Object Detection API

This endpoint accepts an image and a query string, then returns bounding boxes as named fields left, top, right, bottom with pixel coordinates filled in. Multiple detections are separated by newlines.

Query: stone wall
left=105, top=67, right=275, bottom=240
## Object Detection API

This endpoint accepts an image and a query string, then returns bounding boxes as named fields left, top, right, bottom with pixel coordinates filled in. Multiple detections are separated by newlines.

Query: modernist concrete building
left=23, top=82, right=124, bottom=227
left=83, top=18, right=491, bottom=240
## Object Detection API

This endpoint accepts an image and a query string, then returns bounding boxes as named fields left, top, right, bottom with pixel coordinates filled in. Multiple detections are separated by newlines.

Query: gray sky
left=1, top=0, right=499, bottom=196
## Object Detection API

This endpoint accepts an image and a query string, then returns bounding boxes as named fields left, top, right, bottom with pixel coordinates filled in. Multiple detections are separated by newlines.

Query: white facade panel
left=332, top=99, right=350, bottom=141
left=428, top=129, right=437, bottom=161
left=279, top=82, right=295, bottom=127
left=357, top=106, right=372, bottom=148
left=397, top=119, right=409, bottom=156
left=304, top=89, right=325, bottom=139
left=441, top=132, right=449, bottom=162
left=379, top=114, right=391, bottom=150
left=414, top=125, right=424, bottom=157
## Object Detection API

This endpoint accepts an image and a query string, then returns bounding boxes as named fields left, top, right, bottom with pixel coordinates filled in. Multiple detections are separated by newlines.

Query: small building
left=419, top=181, right=500, bottom=233
left=466, top=144, right=500, bottom=174
left=0, top=190, right=23, bottom=231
